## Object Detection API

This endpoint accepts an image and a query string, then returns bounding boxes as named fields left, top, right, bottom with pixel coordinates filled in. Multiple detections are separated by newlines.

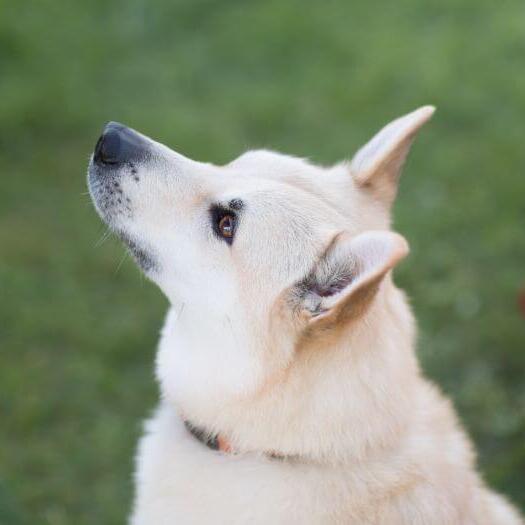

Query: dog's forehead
left=211, top=149, right=361, bottom=228
left=228, top=149, right=320, bottom=177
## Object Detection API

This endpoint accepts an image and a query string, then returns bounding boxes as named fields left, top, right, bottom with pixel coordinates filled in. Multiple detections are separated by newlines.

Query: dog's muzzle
left=88, top=122, right=150, bottom=223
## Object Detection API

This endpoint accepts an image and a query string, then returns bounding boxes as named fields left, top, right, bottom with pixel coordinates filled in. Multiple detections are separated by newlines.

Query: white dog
left=88, top=107, right=523, bottom=524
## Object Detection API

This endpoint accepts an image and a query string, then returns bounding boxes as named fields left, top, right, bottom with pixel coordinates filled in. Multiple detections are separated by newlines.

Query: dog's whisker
left=94, top=228, right=112, bottom=248
left=225, top=315, right=240, bottom=349
left=174, top=303, right=186, bottom=323
left=114, top=251, right=129, bottom=275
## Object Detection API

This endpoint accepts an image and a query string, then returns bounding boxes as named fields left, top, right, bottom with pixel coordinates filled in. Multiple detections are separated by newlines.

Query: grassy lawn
left=1, top=1, right=524, bottom=523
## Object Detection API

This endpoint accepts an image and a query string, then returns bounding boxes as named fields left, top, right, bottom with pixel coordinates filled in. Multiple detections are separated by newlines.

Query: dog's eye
left=218, top=214, right=235, bottom=240
left=210, top=205, right=238, bottom=245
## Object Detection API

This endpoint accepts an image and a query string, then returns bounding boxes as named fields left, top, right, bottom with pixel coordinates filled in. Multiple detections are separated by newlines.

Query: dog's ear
left=350, top=106, right=435, bottom=205
left=294, top=231, right=409, bottom=329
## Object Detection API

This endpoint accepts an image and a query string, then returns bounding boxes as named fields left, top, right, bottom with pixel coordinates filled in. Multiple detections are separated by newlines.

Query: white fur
left=88, top=108, right=523, bottom=524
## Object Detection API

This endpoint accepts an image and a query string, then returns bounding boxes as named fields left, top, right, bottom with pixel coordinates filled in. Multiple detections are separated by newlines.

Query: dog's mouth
left=88, top=122, right=158, bottom=273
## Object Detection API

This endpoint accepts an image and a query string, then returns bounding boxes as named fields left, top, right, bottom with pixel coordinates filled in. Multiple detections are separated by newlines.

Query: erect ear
left=295, top=231, right=409, bottom=329
left=350, top=106, right=435, bottom=205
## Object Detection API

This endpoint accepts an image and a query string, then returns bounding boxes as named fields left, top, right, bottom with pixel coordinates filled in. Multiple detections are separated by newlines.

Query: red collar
left=184, top=420, right=232, bottom=453
left=184, top=420, right=288, bottom=460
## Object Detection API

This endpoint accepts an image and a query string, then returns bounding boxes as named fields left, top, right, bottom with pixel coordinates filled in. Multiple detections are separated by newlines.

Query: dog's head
left=88, top=107, right=433, bottom=409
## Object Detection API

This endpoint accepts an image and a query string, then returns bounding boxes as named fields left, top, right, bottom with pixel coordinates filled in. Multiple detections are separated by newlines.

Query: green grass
left=1, top=0, right=524, bottom=523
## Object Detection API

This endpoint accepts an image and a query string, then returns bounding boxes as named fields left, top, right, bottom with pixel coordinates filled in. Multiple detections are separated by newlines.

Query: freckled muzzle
left=87, top=122, right=158, bottom=273
left=88, top=122, right=150, bottom=221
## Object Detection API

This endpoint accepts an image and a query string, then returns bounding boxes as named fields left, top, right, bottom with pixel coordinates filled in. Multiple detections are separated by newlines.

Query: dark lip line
left=117, top=231, right=158, bottom=273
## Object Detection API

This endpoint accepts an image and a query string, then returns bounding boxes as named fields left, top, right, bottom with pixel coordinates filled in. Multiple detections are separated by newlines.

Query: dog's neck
left=160, top=283, right=421, bottom=464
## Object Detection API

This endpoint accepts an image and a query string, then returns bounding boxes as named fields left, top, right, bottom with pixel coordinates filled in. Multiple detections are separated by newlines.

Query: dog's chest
left=130, top=405, right=364, bottom=525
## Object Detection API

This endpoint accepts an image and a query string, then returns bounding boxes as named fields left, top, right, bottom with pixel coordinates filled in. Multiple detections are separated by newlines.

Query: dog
left=88, top=107, right=523, bottom=524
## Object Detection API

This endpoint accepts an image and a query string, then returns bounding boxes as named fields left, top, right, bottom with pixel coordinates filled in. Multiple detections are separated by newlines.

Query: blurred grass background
left=1, top=0, right=524, bottom=523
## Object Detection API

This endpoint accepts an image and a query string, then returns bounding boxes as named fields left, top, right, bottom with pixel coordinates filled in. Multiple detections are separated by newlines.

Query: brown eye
left=210, top=204, right=239, bottom=245
left=218, top=214, right=235, bottom=239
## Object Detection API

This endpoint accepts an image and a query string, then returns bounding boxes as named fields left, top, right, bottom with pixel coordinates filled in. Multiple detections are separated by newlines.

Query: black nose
left=93, top=122, right=150, bottom=166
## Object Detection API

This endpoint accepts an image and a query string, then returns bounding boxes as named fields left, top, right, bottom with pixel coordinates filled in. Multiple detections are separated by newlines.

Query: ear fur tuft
left=296, top=231, right=409, bottom=329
